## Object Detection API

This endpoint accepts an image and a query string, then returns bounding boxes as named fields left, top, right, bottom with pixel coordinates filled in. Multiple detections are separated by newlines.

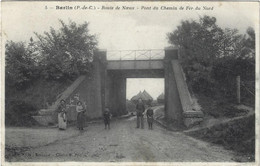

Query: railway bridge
left=34, top=47, right=203, bottom=128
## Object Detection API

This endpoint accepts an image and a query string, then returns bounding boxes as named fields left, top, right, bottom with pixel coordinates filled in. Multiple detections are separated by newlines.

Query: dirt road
left=7, top=117, right=236, bottom=162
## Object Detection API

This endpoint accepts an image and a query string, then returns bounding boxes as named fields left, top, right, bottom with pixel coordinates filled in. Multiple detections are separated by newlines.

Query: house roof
left=142, top=90, right=153, bottom=100
left=131, top=90, right=153, bottom=101
left=157, top=93, right=164, bottom=100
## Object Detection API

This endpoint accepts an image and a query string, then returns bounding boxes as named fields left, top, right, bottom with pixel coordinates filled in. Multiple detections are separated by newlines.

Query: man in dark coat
left=136, top=98, right=145, bottom=129
left=146, top=108, right=154, bottom=130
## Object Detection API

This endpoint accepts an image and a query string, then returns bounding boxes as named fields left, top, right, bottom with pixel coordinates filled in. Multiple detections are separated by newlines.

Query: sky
left=2, top=1, right=259, bottom=100
left=2, top=2, right=258, bottom=51
left=126, top=78, right=164, bottom=100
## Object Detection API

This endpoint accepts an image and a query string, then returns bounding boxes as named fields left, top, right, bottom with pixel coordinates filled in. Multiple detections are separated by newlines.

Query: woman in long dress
left=76, top=101, right=86, bottom=130
left=57, top=99, right=67, bottom=130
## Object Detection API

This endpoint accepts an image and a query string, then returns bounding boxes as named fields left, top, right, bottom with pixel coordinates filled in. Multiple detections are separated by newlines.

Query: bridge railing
left=107, top=49, right=165, bottom=61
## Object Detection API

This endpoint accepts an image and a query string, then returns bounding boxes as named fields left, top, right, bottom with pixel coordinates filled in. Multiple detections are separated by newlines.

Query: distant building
left=157, top=93, right=164, bottom=104
left=131, top=90, right=153, bottom=105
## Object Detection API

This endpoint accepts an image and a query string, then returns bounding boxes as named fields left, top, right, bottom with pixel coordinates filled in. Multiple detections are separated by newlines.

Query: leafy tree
left=167, top=16, right=255, bottom=97
left=245, top=27, right=255, bottom=50
left=241, top=27, right=255, bottom=60
left=212, top=27, right=255, bottom=101
left=218, top=27, right=255, bottom=60
left=168, top=16, right=223, bottom=65
left=27, top=37, right=42, bottom=65
left=167, top=16, right=223, bottom=93
left=5, top=19, right=99, bottom=126
left=34, top=20, right=97, bottom=80
left=5, top=41, right=37, bottom=89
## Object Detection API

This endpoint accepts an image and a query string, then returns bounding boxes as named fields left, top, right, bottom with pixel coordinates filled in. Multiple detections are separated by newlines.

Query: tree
left=167, top=16, right=223, bottom=92
left=34, top=20, right=98, bottom=80
left=241, top=27, right=255, bottom=60
left=211, top=27, right=255, bottom=100
left=218, top=27, right=255, bottom=60
left=5, top=41, right=37, bottom=89
left=167, top=16, right=255, bottom=96
left=168, top=16, right=223, bottom=66
left=27, top=37, right=42, bottom=65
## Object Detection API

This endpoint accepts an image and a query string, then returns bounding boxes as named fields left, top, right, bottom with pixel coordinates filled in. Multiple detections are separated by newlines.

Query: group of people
left=56, top=98, right=153, bottom=130
left=57, top=99, right=87, bottom=130
left=136, top=98, right=154, bottom=130
left=57, top=99, right=112, bottom=131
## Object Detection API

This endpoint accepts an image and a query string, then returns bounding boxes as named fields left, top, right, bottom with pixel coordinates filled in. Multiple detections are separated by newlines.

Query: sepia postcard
left=1, top=1, right=259, bottom=166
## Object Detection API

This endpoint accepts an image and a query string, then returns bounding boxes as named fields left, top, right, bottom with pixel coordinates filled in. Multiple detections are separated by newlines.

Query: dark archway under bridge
left=106, top=69, right=164, bottom=117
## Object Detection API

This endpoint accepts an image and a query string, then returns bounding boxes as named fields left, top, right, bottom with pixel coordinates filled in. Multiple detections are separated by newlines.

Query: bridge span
left=86, top=48, right=203, bottom=127
left=34, top=48, right=203, bottom=128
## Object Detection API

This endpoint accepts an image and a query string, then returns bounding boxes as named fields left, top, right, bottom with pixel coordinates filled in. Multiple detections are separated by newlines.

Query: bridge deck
left=107, top=60, right=164, bottom=70
left=107, top=69, right=164, bottom=78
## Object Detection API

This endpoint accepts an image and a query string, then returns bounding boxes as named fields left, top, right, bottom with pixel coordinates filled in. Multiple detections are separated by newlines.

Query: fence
left=107, top=49, right=165, bottom=61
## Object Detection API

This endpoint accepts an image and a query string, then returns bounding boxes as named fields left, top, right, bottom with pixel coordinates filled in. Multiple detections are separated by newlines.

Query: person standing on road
left=146, top=108, right=154, bottom=130
left=76, top=101, right=86, bottom=131
left=136, top=98, right=145, bottom=129
left=103, top=107, right=112, bottom=130
left=57, top=99, right=67, bottom=130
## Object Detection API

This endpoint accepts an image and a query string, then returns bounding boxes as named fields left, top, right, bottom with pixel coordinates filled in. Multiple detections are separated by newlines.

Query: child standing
left=146, top=108, right=154, bottom=130
left=104, top=107, right=112, bottom=130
